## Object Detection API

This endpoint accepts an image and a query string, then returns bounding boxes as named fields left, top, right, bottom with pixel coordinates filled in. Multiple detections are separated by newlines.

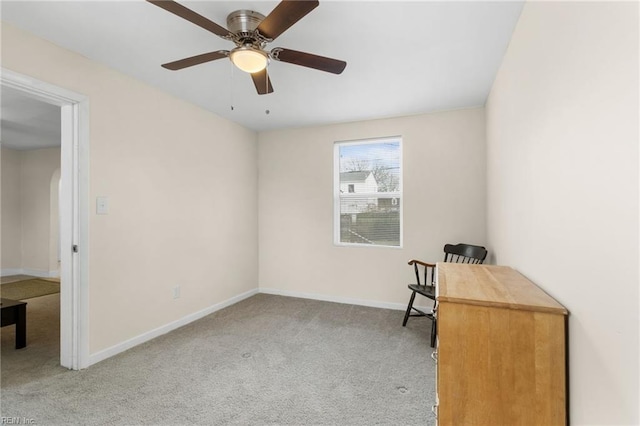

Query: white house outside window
left=334, top=137, right=402, bottom=247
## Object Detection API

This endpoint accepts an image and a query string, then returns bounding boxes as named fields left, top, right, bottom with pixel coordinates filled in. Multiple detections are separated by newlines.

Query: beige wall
left=259, top=108, right=486, bottom=305
left=1, top=146, right=22, bottom=270
left=1, top=146, right=60, bottom=276
left=20, top=147, right=60, bottom=275
left=2, top=23, right=259, bottom=354
left=486, top=2, right=638, bottom=424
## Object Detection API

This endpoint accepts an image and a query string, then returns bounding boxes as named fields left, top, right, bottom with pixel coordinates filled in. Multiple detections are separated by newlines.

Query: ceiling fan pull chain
left=230, top=62, right=235, bottom=111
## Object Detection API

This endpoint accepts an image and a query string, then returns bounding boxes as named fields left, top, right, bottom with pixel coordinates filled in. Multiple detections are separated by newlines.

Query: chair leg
left=430, top=317, right=437, bottom=348
left=403, top=291, right=417, bottom=326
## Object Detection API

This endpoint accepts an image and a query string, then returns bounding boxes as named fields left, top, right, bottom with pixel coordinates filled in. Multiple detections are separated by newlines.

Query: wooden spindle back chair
left=402, top=243, right=488, bottom=347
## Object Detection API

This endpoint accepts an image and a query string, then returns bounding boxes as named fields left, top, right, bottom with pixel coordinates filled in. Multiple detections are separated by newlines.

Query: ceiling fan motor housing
left=226, top=10, right=266, bottom=44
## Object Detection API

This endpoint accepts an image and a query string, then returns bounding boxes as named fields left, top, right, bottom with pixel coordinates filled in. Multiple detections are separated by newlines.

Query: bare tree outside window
left=344, top=159, right=399, bottom=192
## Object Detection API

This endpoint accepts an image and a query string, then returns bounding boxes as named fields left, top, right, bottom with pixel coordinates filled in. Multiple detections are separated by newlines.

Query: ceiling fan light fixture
left=149, top=0, right=346, bottom=94
left=230, top=46, right=268, bottom=73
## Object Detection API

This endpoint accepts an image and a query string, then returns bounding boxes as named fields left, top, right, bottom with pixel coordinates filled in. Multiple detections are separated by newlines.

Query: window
left=334, top=137, right=402, bottom=247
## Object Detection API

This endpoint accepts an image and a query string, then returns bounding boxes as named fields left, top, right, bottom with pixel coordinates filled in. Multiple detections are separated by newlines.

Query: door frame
left=1, top=68, right=89, bottom=369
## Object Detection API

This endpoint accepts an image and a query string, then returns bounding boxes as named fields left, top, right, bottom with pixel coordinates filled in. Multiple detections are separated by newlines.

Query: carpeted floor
left=1, top=293, right=436, bottom=425
left=0, top=278, right=61, bottom=300
left=1, top=293, right=62, bottom=385
left=1, top=275, right=36, bottom=285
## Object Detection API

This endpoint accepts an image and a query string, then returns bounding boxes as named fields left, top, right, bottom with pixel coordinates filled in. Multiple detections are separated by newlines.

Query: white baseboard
left=88, top=288, right=259, bottom=367
left=1, top=268, right=59, bottom=278
left=258, top=287, right=431, bottom=312
left=24, top=269, right=49, bottom=278
left=1, top=268, right=22, bottom=277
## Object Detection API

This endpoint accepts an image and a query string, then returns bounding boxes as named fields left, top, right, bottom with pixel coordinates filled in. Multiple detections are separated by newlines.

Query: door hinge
left=72, top=245, right=78, bottom=253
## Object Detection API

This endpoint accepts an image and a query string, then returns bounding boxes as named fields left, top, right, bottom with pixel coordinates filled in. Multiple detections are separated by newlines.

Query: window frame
left=333, top=136, right=403, bottom=248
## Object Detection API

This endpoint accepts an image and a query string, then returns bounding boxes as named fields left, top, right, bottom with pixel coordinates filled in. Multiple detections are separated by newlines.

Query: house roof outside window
left=340, top=171, right=373, bottom=182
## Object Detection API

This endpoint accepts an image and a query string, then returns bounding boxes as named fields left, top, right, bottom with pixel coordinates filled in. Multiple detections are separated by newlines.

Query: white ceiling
left=1, top=0, right=524, bottom=133
left=1, top=85, right=61, bottom=150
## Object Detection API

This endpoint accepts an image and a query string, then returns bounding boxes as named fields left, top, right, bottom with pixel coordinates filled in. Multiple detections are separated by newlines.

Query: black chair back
left=403, top=242, right=489, bottom=347
left=443, top=243, right=487, bottom=264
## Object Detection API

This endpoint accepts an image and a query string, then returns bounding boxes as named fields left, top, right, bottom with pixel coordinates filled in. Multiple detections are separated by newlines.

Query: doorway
left=1, top=69, right=89, bottom=369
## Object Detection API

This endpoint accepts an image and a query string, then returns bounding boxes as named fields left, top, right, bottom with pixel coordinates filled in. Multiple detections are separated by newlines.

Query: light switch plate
left=96, top=196, right=109, bottom=215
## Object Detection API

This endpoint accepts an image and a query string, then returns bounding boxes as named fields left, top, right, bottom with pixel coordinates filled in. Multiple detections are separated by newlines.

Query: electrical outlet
left=173, top=286, right=180, bottom=299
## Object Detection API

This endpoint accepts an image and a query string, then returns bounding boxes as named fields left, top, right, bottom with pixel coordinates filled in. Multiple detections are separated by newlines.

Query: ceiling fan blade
left=251, top=69, right=274, bottom=95
left=162, top=51, right=228, bottom=70
left=147, top=0, right=231, bottom=38
left=256, top=0, right=319, bottom=41
left=272, top=48, right=346, bottom=74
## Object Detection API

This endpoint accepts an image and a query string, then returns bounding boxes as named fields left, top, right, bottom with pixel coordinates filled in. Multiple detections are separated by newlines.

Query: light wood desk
left=435, top=263, right=568, bottom=425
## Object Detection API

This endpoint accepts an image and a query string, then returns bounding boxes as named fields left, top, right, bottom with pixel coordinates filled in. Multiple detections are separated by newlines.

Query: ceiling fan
left=147, top=0, right=347, bottom=95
